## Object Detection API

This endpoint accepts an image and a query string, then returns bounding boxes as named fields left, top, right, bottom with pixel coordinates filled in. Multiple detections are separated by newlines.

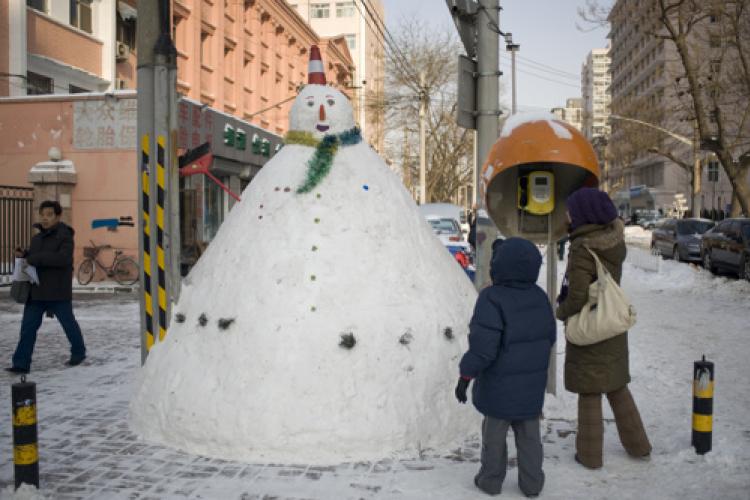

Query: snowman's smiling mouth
left=316, top=124, right=330, bottom=132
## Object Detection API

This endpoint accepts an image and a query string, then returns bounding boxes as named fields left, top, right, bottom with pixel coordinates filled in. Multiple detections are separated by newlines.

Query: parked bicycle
left=77, top=240, right=139, bottom=285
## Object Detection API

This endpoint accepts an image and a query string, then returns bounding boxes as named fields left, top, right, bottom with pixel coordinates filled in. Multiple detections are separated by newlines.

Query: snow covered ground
left=623, top=225, right=652, bottom=250
left=0, top=246, right=749, bottom=499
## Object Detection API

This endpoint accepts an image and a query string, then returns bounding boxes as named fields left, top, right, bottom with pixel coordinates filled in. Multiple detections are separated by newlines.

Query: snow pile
left=0, top=484, right=48, bottom=500
left=500, top=111, right=573, bottom=140
left=625, top=247, right=750, bottom=301
left=130, top=80, right=478, bottom=464
left=624, top=225, right=652, bottom=249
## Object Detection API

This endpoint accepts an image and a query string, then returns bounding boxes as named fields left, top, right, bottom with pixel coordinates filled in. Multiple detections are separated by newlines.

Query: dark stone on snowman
left=444, top=327, right=454, bottom=340
left=175, top=313, right=186, bottom=323
left=339, top=332, right=356, bottom=349
left=198, top=313, right=208, bottom=327
left=218, top=318, right=235, bottom=330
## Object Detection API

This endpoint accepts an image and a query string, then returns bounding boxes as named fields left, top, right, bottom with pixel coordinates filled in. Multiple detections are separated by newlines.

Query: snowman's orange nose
left=319, top=104, right=326, bottom=121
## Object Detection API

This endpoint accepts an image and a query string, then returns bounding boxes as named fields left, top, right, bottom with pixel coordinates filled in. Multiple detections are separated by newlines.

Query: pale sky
left=381, top=0, right=609, bottom=111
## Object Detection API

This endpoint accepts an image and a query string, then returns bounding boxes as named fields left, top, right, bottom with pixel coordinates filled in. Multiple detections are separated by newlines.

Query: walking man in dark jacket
left=455, top=238, right=556, bottom=497
left=6, top=201, right=86, bottom=374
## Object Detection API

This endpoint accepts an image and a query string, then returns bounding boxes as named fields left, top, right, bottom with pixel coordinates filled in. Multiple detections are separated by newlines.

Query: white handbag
left=565, top=247, right=637, bottom=346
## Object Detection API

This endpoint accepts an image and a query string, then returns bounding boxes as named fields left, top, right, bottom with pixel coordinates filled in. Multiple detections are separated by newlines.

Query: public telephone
left=517, top=171, right=555, bottom=215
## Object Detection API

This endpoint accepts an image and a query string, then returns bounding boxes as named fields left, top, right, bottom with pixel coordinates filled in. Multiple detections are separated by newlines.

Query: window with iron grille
left=26, top=72, right=53, bottom=95
left=311, top=3, right=330, bottom=18
left=69, top=84, right=89, bottom=94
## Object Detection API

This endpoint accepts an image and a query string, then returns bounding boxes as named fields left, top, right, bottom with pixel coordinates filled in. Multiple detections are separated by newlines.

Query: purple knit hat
left=566, top=187, right=618, bottom=231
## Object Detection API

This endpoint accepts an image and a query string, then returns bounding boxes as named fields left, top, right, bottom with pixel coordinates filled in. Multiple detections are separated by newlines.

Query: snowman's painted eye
left=327, top=98, right=335, bottom=106
left=306, top=100, right=315, bottom=107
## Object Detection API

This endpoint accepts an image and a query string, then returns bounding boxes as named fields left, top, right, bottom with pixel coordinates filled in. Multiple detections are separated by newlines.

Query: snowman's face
left=289, top=85, right=356, bottom=138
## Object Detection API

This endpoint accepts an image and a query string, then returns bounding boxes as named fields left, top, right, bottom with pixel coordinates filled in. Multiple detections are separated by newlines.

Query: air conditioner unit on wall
left=116, top=41, right=130, bottom=62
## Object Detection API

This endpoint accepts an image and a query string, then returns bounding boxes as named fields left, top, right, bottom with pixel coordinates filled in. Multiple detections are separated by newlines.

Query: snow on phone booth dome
left=289, top=45, right=356, bottom=138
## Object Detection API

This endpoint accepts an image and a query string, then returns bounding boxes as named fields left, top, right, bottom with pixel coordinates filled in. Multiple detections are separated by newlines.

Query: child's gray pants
left=475, top=416, right=544, bottom=496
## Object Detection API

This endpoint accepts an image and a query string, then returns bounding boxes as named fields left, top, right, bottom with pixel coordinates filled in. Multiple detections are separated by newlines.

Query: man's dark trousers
left=12, top=300, right=86, bottom=370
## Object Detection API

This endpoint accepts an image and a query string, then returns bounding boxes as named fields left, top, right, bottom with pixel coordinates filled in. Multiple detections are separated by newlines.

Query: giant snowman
left=130, top=46, right=479, bottom=464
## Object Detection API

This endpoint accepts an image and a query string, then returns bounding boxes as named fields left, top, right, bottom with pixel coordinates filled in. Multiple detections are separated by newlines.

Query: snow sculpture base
left=130, top=139, right=478, bottom=465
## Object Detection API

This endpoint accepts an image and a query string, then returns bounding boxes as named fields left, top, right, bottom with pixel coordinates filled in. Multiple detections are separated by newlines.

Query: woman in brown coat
left=556, top=187, right=651, bottom=469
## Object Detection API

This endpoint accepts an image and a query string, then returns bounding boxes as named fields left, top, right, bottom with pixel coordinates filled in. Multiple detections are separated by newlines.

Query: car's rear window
left=429, top=218, right=459, bottom=233
left=677, top=220, right=714, bottom=235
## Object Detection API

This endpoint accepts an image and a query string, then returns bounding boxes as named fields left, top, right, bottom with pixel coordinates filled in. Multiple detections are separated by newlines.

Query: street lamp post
left=609, top=114, right=702, bottom=216
left=504, top=34, right=520, bottom=115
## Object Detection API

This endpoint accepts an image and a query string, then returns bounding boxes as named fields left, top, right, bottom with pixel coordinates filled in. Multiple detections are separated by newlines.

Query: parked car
left=700, top=218, right=750, bottom=280
left=651, top=218, right=715, bottom=261
left=424, top=215, right=474, bottom=279
left=418, top=203, right=469, bottom=236
left=639, top=215, right=663, bottom=229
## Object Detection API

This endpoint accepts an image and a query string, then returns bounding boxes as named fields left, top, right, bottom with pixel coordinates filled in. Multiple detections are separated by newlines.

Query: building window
left=310, top=3, right=330, bottom=18
left=26, top=0, right=47, bottom=12
left=70, top=0, right=93, bottom=34
left=204, top=177, right=227, bottom=241
left=27, top=72, right=53, bottom=95
left=345, top=34, right=356, bottom=51
left=69, top=84, right=89, bottom=93
left=117, top=13, right=136, bottom=48
left=707, top=160, right=720, bottom=182
left=201, top=32, right=212, bottom=67
left=336, top=1, right=355, bottom=17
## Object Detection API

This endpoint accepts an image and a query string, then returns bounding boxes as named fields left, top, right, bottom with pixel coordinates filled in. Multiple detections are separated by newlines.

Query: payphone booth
left=482, top=117, right=600, bottom=243
left=481, top=116, right=600, bottom=393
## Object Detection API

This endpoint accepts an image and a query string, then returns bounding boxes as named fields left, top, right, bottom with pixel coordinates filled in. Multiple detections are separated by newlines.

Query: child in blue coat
left=456, top=237, right=556, bottom=497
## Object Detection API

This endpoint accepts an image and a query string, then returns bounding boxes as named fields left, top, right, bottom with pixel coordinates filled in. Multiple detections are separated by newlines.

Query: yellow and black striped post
left=156, top=135, right=168, bottom=342
left=141, top=135, right=155, bottom=352
left=692, top=355, right=714, bottom=455
left=12, top=377, right=38, bottom=488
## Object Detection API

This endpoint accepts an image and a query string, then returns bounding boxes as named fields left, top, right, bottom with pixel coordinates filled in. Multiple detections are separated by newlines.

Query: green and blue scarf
left=284, top=126, right=362, bottom=194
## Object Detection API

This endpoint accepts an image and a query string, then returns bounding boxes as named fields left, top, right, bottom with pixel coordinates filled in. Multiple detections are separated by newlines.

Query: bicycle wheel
left=113, top=257, right=140, bottom=285
left=77, top=258, right=95, bottom=285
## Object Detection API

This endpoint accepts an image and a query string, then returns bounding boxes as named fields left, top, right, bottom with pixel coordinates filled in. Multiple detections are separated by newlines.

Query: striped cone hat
left=308, top=45, right=326, bottom=85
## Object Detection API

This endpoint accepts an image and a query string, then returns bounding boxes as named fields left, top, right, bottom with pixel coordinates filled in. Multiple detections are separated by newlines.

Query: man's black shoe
left=66, top=357, right=86, bottom=367
left=5, top=366, right=30, bottom=374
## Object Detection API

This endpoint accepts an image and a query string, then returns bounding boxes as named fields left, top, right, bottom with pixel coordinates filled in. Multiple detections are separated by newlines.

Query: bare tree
left=581, top=0, right=750, bottom=215
left=370, top=20, right=474, bottom=204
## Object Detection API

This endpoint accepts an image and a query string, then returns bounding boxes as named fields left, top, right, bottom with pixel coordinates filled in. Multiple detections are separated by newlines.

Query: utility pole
left=447, top=0, right=501, bottom=289
left=474, top=0, right=501, bottom=289
left=419, top=72, right=428, bottom=205
left=475, top=0, right=500, bottom=194
left=137, top=0, right=179, bottom=364
left=402, top=126, right=411, bottom=192
left=693, top=121, right=702, bottom=216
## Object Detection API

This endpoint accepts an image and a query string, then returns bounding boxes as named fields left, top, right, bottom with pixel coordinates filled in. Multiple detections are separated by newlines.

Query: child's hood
left=490, top=237, right=542, bottom=285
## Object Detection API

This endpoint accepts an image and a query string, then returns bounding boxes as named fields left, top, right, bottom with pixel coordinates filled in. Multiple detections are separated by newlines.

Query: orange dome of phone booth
left=482, top=115, right=600, bottom=243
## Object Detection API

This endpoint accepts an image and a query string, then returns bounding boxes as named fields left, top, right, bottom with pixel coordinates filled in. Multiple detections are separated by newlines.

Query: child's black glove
left=455, top=377, right=471, bottom=404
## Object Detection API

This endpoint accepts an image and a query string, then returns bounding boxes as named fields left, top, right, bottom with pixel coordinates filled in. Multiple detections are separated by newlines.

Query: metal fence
left=1, top=186, right=34, bottom=283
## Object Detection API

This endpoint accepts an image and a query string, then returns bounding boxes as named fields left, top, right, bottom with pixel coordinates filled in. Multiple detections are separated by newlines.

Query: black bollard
left=692, top=355, right=714, bottom=455
left=12, top=376, right=39, bottom=488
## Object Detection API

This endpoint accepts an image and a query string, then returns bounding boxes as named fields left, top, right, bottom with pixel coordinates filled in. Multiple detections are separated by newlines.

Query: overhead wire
left=500, top=63, right=581, bottom=90
left=360, top=0, right=420, bottom=85
left=515, top=55, right=581, bottom=80
left=351, top=0, right=420, bottom=90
